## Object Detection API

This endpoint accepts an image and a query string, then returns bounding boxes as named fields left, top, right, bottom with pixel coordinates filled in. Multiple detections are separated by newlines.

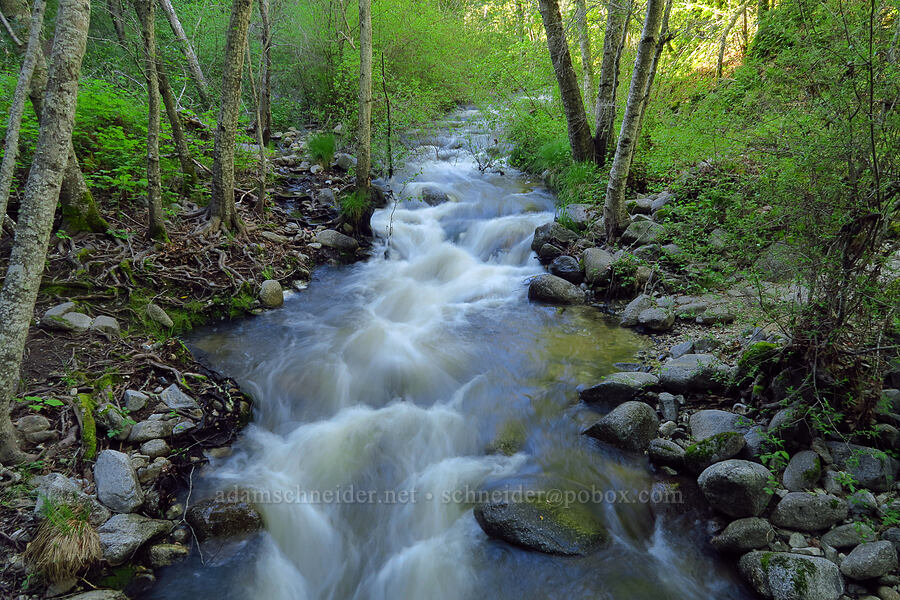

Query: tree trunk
left=207, top=0, right=253, bottom=234
left=356, top=0, right=372, bottom=196
left=515, top=0, right=525, bottom=45
left=157, top=59, right=197, bottom=196
left=717, top=0, right=751, bottom=78
left=158, top=0, right=212, bottom=107
left=0, top=0, right=90, bottom=466
left=0, top=0, right=107, bottom=234
left=258, top=0, right=271, bottom=146
left=593, top=0, right=631, bottom=166
left=107, top=0, right=127, bottom=46
left=0, top=0, right=45, bottom=233
left=245, top=41, right=266, bottom=217
left=574, top=0, right=594, bottom=116
left=629, top=0, right=672, bottom=172
left=135, top=0, right=166, bottom=241
left=537, top=0, right=593, bottom=163
left=603, top=0, right=665, bottom=241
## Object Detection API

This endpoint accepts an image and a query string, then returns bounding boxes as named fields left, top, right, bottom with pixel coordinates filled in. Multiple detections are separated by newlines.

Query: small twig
left=0, top=9, right=23, bottom=47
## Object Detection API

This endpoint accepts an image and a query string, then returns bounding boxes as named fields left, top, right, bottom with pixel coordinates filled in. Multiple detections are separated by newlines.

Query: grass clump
left=307, top=132, right=336, bottom=167
left=24, top=497, right=100, bottom=583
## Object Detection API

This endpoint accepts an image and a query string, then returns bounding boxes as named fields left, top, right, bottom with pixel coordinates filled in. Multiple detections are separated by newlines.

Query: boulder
left=548, top=255, right=584, bottom=284
left=622, top=220, right=664, bottom=245
left=95, top=404, right=132, bottom=441
left=582, top=247, right=615, bottom=285
left=696, top=306, right=736, bottom=325
left=840, top=541, right=898, bottom=580
left=42, top=302, right=76, bottom=327
left=711, top=517, right=775, bottom=553
left=583, top=401, right=659, bottom=452
left=31, top=473, right=111, bottom=526
left=658, top=354, right=732, bottom=393
left=148, top=543, right=190, bottom=567
left=820, top=522, right=876, bottom=549
left=638, top=308, right=675, bottom=332
left=579, top=372, right=658, bottom=405
left=124, top=389, right=149, bottom=412
left=94, top=450, right=143, bottom=513
left=651, top=191, right=675, bottom=213
left=97, top=514, right=172, bottom=565
left=826, top=442, right=898, bottom=492
left=90, top=316, right=120, bottom=336
left=738, top=551, right=844, bottom=600
left=648, top=438, right=685, bottom=468
left=420, top=186, right=451, bottom=205
left=333, top=153, right=357, bottom=171
left=55, top=312, right=92, bottom=333
left=128, top=419, right=175, bottom=443
left=538, top=243, right=563, bottom=262
left=684, top=432, right=746, bottom=474
left=316, top=229, right=359, bottom=252
left=316, top=188, right=337, bottom=207
left=782, top=451, right=821, bottom=492
left=527, top=274, right=585, bottom=305
left=626, top=196, right=653, bottom=215
left=185, top=497, right=262, bottom=541
left=670, top=341, right=694, bottom=359
left=146, top=303, right=174, bottom=328
left=259, top=280, right=284, bottom=308
left=620, top=294, right=654, bottom=327
left=16, top=414, right=50, bottom=435
left=531, top=222, right=578, bottom=252
left=697, top=459, right=773, bottom=518
left=770, top=492, right=848, bottom=531
left=159, top=384, right=201, bottom=418
left=140, top=439, right=170, bottom=459
left=560, top=203, right=598, bottom=229
left=690, top=410, right=750, bottom=440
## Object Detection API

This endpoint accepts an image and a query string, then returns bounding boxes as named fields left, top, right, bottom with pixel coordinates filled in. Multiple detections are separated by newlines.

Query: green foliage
left=77, top=394, right=96, bottom=461
left=340, top=190, right=372, bottom=225
left=17, top=396, right=65, bottom=412
left=307, top=132, right=336, bottom=167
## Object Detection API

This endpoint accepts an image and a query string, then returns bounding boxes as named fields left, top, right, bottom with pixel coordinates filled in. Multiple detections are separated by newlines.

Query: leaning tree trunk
left=594, top=0, right=631, bottom=166
left=574, top=0, right=595, bottom=116
left=135, top=0, right=166, bottom=241
left=257, top=0, right=271, bottom=146
left=603, top=0, right=665, bottom=241
left=356, top=0, right=372, bottom=197
left=207, top=0, right=253, bottom=234
left=0, top=0, right=91, bottom=466
left=537, top=0, right=593, bottom=163
left=0, top=0, right=107, bottom=234
left=717, top=0, right=751, bottom=78
left=157, top=59, right=197, bottom=196
left=158, top=0, right=212, bottom=107
left=0, top=0, right=45, bottom=233
left=107, top=0, right=127, bottom=46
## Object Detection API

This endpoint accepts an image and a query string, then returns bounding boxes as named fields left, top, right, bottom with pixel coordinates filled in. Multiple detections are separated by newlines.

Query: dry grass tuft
left=23, top=497, right=101, bottom=583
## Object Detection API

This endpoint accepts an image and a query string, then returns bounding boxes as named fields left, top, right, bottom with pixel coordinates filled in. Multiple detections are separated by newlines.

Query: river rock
left=696, top=305, right=736, bottom=325
left=16, top=414, right=50, bottom=435
left=527, top=274, right=585, bottom=304
left=711, top=517, right=775, bottom=553
left=620, top=294, right=654, bottom=327
left=97, top=513, right=173, bottom=566
left=95, top=404, right=132, bottom=441
left=128, top=419, right=175, bottom=443
left=316, top=229, right=359, bottom=252
left=140, top=439, right=170, bottom=459
left=622, top=220, right=664, bottom=245
left=579, top=372, right=658, bottom=405
left=334, top=153, right=357, bottom=171
left=42, top=302, right=76, bottom=327
left=782, top=451, right=822, bottom=491
left=473, top=498, right=607, bottom=556
left=316, top=187, right=337, bottom=207
left=420, top=186, right=451, bottom=205
left=90, top=316, right=120, bottom=336
left=738, top=551, right=844, bottom=600
left=31, top=473, right=111, bottom=526
left=770, top=492, right=848, bottom=531
left=651, top=191, right=675, bottom=213
left=841, top=541, right=898, bottom=580
left=670, top=341, right=694, bottom=359
left=684, top=432, right=746, bottom=474
left=65, top=591, right=129, bottom=600
left=583, top=401, right=659, bottom=452
left=259, top=280, right=284, bottom=308
left=95, top=450, right=143, bottom=513
left=531, top=222, right=578, bottom=252
left=124, top=389, right=149, bottom=412
left=548, top=255, right=584, bottom=284
left=627, top=196, right=654, bottom=215
left=826, top=442, right=898, bottom=492
left=54, top=312, right=92, bottom=333
left=821, top=522, right=876, bottom=548
left=697, top=460, right=773, bottom=518
left=160, top=384, right=202, bottom=418
left=638, top=308, right=675, bottom=331
left=648, top=438, right=685, bottom=468
left=690, top=410, right=749, bottom=440
left=146, top=303, right=174, bottom=328
left=582, top=247, right=615, bottom=285
left=186, top=497, right=263, bottom=541
left=538, top=243, right=563, bottom=262
left=658, top=354, right=732, bottom=393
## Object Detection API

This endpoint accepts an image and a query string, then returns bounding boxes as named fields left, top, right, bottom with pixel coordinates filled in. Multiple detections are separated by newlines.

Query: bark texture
left=356, top=0, right=373, bottom=195
left=538, top=0, right=593, bottom=163
left=594, top=0, right=631, bottom=165
left=257, top=0, right=271, bottom=146
left=157, top=59, right=197, bottom=195
left=158, top=0, right=212, bottom=107
left=574, top=0, right=594, bottom=116
left=0, top=0, right=90, bottom=465
left=207, top=0, right=253, bottom=233
left=0, top=0, right=45, bottom=232
left=107, top=0, right=127, bottom=46
left=603, top=0, right=665, bottom=240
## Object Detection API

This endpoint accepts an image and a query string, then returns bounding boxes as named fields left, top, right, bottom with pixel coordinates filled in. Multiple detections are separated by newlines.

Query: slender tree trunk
left=135, top=0, right=166, bottom=241
left=0, top=0, right=107, bottom=234
left=107, top=0, right=127, bottom=46
left=603, top=0, right=665, bottom=241
left=258, top=0, right=271, bottom=146
left=157, top=59, right=197, bottom=195
left=0, top=0, right=45, bottom=234
left=0, top=0, right=90, bottom=466
left=574, top=0, right=595, bottom=116
left=537, top=0, right=593, bottom=162
left=515, top=0, right=525, bottom=45
left=158, top=0, right=212, bottom=107
left=717, top=0, right=751, bottom=78
left=629, top=0, right=672, bottom=172
left=207, top=0, right=253, bottom=234
left=356, top=0, right=372, bottom=196
left=593, top=0, right=631, bottom=165
left=245, top=44, right=266, bottom=217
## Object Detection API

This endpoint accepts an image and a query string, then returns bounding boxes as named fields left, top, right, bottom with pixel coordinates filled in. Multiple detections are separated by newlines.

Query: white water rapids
left=145, top=109, right=753, bottom=600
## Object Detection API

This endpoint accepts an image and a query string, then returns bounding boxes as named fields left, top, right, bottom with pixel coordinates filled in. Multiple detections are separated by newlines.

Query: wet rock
left=146, top=303, right=174, bottom=328
left=659, top=392, right=679, bottom=422
left=827, top=442, right=899, bottom=492
left=711, top=517, right=775, bottom=553
left=474, top=498, right=607, bottom=556
left=531, top=222, right=578, bottom=252
left=316, top=229, right=359, bottom=252
left=95, top=404, right=132, bottom=441
left=90, top=315, right=120, bottom=335
left=97, top=513, right=172, bottom=565
left=583, top=401, right=659, bottom=452
left=160, top=384, right=202, bottom=418
left=31, top=473, right=111, bottom=526
left=738, top=551, right=844, bottom=600
left=696, top=306, right=735, bottom=325
left=128, top=419, right=175, bottom=443
left=638, top=308, right=675, bottom=331
left=582, top=247, right=615, bottom=286
left=684, top=432, right=746, bottom=474
left=95, top=450, right=143, bottom=513
left=334, top=153, right=357, bottom=171
left=259, top=280, right=284, bottom=308
left=548, top=255, right=584, bottom=284
left=648, top=438, right=685, bottom=468
left=697, top=459, right=773, bottom=518
left=841, top=541, right=898, bottom=580
left=420, top=186, right=451, bottom=205
left=124, top=389, right=149, bottom=412
left=186, top=497, right=262, bottom=541
left=620, top=294, right=654, bottom=327
left=527, top=274, right=585, bottom=305
left=782, top=451, right=822, bottom=492
left=670, top=341, right=694, bottom=359
left=658, top=354, right=732, bottom=393
left=538, top=243, right=563, bottom=262
left=770, top=492, right=848, bottom=531
left=690, top=410, right=749, bottom=441
left=579, top=372, right=658, bottom=405
left=821, top=522, right=876, bottom=548
left=139, top=439, right=170, bottom=459
left=148, top=543, right=190, bottom=567
left=622, top=220, right=664, bottom=245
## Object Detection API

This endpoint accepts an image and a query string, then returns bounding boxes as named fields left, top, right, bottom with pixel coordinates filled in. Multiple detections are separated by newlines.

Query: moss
left=59, top=191, right=109, bottom=234
left=78, top=394, right=96, bottom=461
left=735, top=341, right=780, bottom=385
left=528, top=495, right=606, bottom=542
left=684, top=431, right=742, bottom=461
left=487, top=419, right=527, bottom=456
left=98, top=564, right=135, bottom=590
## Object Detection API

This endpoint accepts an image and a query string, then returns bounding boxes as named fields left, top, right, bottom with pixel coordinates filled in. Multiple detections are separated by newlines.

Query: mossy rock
left=486, top=419, right=527, bottom=456
left=735, top=341, right=780, bottom=386
left=684, top=431, right=746, bottom=473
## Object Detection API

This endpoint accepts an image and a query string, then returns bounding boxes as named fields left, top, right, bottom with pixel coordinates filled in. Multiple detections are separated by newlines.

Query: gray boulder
left=696, top=306, right=736, bottom=325
left=620, top=294, right=654, bottom=327
left=51, top=312, right=92, bottom=333
left=670, top=341, right=694, bottom=359
left=770, top=492, right=848, bottom=531
left=738, top=551, right=844, bottom=600
left=658, top=354, right=732, bottom=393
left=186, top=497, right=263, bottom=540
left=840, top=541, right=898, bottom=580
left=651, top=191, right=675, bottom=213
left=821, top=522, right=876, bottom=549
left=420, top=186, right=451, bottom=205
left=527, top=274, right=585, bottom=305
left=579, top=372, right=658, bottom=405
left=334, top=153, right=357, bottom=171
left=531, top=222, right=578, bottom=252
left=782, top=451, right=821, bottom=492
left=582, top=247, right=615, bottom=285
left=128, top=418, right=175, bottom=443
left=690, top=409, right=749, bottom=440
left=538, top=243, right=563, bottom=262
left=684, top=432, right=746, bottom=474
left=32, top=473, right=111, bottom=526
left=160, top=384, right=202, bottom=418
left=560, top=203, right=598, bottom=229
left=626, top=196, right=653, bottom=215
left=98, top=513, right=173, bottom=565
left=140, top=439, right=170, bottom=459
left=638, top=308, right=675, bottom=331
left=42, top=302, right=76, bottom=327
left=94, top=450, right=143, bottom=513
left=622, top=220, right=664, bottom=245
left=711, top=517, right=775, bottom=553
left=316, top=229, right=359, bottom=252
left=146, top=303, right=174, bottom=328
left=90, top=316, right=120, bottom=336
left=548, top=255, right=584, bottom=284
left=697, top=459, right=773, bottom=518
left=648, top=438, right=685, bottom=468
left=95, top=404, right=132, bottom=441
left=259, top=280, right=284, bottom=308
left=826, top=441, right=898, bottom=492
left=584, top=401, right=659, bottom=452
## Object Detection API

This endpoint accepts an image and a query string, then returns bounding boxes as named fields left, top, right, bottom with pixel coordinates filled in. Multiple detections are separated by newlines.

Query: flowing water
left=146, top=109, right=752, bottom=600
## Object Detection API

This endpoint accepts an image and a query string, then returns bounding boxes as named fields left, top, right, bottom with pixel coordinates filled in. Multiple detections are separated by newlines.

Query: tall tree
left=574, top=0, right=594, bottom=115
left=206, top=0, right=254, bottom=234
left=537, top=0, right=593, bottom=162
left=717, top=0, right=751, bottom=78
left=0, top=0, right=45, bottom=233
left=603, top=0, right=665, bottom=240
left=257, top=0, right=272, bottom=145
left=157, top=59, right=197, bottom=196
left=134, top=0, right=166, bottom=241
left=158, top=0, right=212, bottom=107
left=107, top=0, right=127, bottom=46
left=356, top=0, right=373, bottom=197
left=593, top=0, right=631, bottom=165
left=0, top=0, right=91, bottom=465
